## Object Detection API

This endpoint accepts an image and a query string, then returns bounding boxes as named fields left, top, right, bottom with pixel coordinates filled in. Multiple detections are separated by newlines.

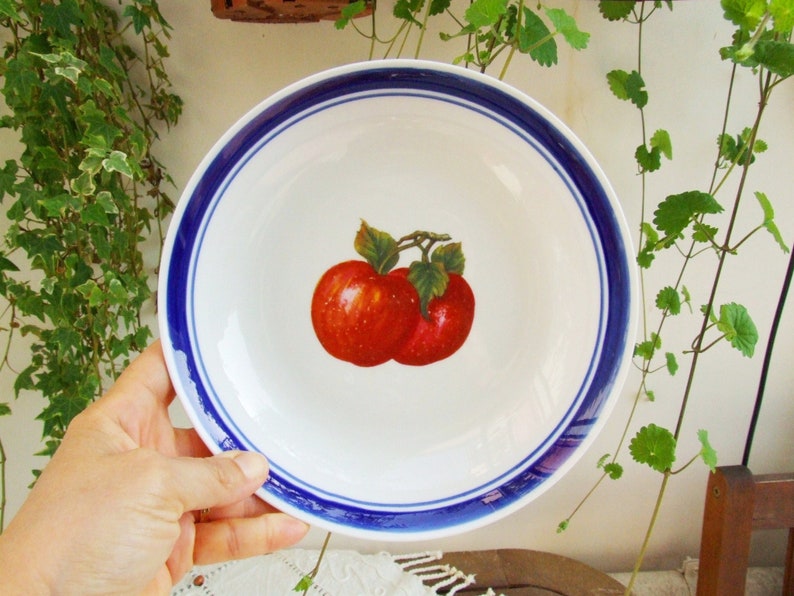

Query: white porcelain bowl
left=158, top=60, right=637, bottom=540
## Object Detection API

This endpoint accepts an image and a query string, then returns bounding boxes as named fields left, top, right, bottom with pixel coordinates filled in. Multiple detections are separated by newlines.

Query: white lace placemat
left=172, top=549, right=487, bottom=595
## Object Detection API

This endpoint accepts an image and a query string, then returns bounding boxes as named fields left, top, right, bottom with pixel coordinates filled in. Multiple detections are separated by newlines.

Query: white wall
left=2, top=0, right=793, bottom=574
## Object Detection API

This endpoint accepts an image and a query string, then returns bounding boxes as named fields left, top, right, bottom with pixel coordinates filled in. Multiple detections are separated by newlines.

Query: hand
left=0, top=340, right=309, bottom=595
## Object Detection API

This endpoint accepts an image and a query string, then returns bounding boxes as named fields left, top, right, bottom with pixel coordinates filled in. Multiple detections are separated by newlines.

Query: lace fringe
left=391, top=552, right=479, bottom=595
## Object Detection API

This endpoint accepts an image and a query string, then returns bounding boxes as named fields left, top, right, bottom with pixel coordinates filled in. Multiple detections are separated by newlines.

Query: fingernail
left=229, top=450, right=269, bottom=480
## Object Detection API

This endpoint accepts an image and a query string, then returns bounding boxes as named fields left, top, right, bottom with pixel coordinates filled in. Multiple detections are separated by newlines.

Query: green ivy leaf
left=650, top=129, right=673, bottom=160
left=629, top=424, right=676, bottom=472
left=335, top=0, right=366, bottom=27
left=753, top=40, right=794, bottom=77
left=393, top=0, right=423, bottom=25
left=408, top=260, right=449, bottom=319
left=40, top=0, right=82, bottom=39
left=653, top=191, right=723, bottom=245
left=634, top=332, right=661, bottom=360
left=665, top=352, right=678, bottom=376
left=636, top=248, right=654, bottom=269
left=692, top=222, right=719, bottom=244
left=13, top=364, right=36, bottom=397
left=0, top=255, right=19, bottom=272
left=123, top=4, right=151, bottom=34
left=80, top=100, right=123, bottom=146
left=606, top=69, right=648, bottom=109
left=39, top=193, right=77, bottom=217
left=697, top=429, right=718, bottom=472
left=656, top=286, right=681, bottom=315
left=642, top=221, right=660, bottom=247
left=107, top=277, right=128, bottom=305
left=71, top=171, right=96, bottom=196
left=625, top=70, right=649, bottom=109
left=465, top=0, right=508, bottom=28
left=518, top=8, right=557, bottom=66
left=429, top=0, right=451, bottom=17
left=604, top=462, right=624, bottom=480
left=97, top=44, right=126, bottom=80
left=637, top=222, right=658, bottom=268
left=718, top=128, right=767, bottom=167
left=770, top=0, right=794, bottom=32
left=102, top=150, right=133, bottom=178
left=293, top=575, right=313, bottom=592
left=96, top=190, right=119, bottom=215
left=76, top=279, right=103, bottom=307
left=37, top=390, right=94, bottom=437
left=635, top=144, right=661, bottom=173
left=721, top=0, right=768, bottom=31
left=544, top=7, right=589, bottom=50
left=354, top=220, right=399, bottom=274
left=599, top=1, right=635, bottom=21
left=717, top=302, right=758, bottom=357
left=755, top=191, right=790, bottom=252
left=606, top=69, right=630, bottom=100
left=0, top=0, right=22, bottom=22
left=81, top=202, right=109, bottom=226
left=0, top=159, right=18, bottom=194
left=596, top=455, right=623, bottom=479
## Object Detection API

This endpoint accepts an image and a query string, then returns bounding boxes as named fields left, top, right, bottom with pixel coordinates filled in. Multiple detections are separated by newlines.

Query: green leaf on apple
left=354, top=220, right=399, bottom=274
left=431, top=241, right=465, bottom=274
left=408, top=260, right=449, bottom=319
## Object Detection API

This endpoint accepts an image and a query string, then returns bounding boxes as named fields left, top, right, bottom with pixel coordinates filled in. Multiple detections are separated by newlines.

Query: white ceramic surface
left=158, top=60, right=637, bottom=540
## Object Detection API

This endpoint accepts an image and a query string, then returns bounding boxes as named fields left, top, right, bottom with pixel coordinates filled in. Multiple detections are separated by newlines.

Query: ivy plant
left=557, top=0, right=792, bottom=591
left=335, top=0, right=589, bottom=79
left=0, top=0, right=181, bottom=531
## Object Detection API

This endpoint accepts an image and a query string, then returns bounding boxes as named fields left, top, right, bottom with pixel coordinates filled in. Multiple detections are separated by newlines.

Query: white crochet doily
left=172, top=549, right=494, bottom=596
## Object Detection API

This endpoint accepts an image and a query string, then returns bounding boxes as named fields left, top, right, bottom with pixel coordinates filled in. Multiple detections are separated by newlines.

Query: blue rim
left=162, top=64, right=633, bottom=537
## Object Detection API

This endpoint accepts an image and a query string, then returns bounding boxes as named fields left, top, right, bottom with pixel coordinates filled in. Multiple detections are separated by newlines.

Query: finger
left=168, top=450, right=270, bottom=513
left=174, top=428, right=213, bottom=458
left=104, top=340, right=175, bottom=411
left=197, top=494, right=275, bottom=523
left=193, top=513, right=309, bottom=565
left=166, top=513, right=198, bottom=586
left=93, top=341, right=176, bottom=438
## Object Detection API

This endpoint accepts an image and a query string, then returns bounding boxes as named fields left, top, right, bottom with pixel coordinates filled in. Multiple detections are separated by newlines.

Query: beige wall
left=1, top=0, right=793, bottom=574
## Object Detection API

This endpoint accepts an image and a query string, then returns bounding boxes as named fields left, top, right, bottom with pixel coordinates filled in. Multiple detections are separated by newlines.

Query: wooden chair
left=697, top=465, right=794, bottom=595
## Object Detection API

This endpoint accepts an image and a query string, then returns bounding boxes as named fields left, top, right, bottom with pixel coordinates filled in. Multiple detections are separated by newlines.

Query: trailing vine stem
left=671, top=73, right=771, bottom=442
left=624, top=34, right=778, bottom=596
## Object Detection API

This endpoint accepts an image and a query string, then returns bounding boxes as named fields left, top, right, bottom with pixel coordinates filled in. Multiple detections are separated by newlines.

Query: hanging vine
left=0, top=0, right=182, bottom=530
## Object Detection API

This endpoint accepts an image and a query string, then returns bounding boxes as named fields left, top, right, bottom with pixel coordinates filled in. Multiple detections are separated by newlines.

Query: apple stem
left=389, top=230, right=451, bottom=264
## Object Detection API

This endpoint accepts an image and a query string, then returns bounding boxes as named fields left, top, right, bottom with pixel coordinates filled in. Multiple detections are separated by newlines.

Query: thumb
left=168, top=450, right=270, bottom=513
